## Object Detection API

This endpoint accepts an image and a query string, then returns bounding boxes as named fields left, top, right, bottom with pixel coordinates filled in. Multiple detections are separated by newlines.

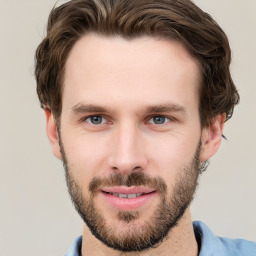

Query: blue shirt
left=65, top=221, right=256, bottom=256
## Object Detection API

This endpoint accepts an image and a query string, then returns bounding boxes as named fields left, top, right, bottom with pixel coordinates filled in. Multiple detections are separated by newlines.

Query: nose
left=108, top=122, right=147, bottom=175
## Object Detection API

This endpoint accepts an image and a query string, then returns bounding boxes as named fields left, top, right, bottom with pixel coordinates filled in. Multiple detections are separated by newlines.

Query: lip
left=101, top=186, right=155, bottom=194
left=100, top=186, right=157, bottom=211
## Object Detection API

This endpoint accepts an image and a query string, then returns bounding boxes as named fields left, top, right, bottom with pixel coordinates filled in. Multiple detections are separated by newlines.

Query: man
left=35, top=0, right=256, bottom=255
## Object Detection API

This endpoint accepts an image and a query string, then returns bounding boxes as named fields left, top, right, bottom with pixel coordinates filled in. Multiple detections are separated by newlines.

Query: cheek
left=146, top=132, right=200, bottom=181
left=61, top=134, right=109, bottom=185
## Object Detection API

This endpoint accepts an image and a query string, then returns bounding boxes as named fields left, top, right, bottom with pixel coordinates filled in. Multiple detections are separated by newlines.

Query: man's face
left=57, top=34, right=203, bottom=251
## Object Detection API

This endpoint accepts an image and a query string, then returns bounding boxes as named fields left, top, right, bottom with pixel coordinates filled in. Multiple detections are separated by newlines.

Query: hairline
left=54, top=32, right=204, bottom=127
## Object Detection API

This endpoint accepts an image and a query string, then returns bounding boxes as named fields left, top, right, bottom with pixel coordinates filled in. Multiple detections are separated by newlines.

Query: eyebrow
left=72, top=103, right=111, bottom=114
left=71, top=103, right=187, bottom=116
left=143, top=103, right=187, bottom=115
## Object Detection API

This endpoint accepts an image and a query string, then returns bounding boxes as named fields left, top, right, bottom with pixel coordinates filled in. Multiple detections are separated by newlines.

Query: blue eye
left=149, top=116, right=170, bottom=125
left=85, top=116, right=106, bottom=125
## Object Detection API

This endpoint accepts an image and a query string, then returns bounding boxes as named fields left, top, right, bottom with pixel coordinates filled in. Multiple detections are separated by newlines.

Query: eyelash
left=82, top=115, right=173, bottom=126
left=148, top=116, right=172, bottom=125
left=83, top=115, right=109, bottom=125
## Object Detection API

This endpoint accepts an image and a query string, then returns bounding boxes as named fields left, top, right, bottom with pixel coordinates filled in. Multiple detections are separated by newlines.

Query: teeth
left=127, top=194, right=137, bottom=198
left=119, top=193, right=127, bottom=198
left=110, top=193, right=143, bottom=198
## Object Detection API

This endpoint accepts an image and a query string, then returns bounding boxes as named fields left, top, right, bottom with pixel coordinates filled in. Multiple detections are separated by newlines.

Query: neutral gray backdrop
left=0, top=0, right=255, bottom=255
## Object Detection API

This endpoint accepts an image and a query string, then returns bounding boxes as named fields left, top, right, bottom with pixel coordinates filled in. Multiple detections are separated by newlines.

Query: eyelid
left=86, top=115, right=107, bottom=124
left=78, top=114, right=175, bottom=126
left=80, top=114, right=109, bottom=125
left=147, top=115, right=173, bottom=124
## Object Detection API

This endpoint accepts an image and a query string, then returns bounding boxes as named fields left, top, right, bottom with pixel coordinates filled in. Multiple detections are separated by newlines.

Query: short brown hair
left=35, top=0, right=239, bottom=127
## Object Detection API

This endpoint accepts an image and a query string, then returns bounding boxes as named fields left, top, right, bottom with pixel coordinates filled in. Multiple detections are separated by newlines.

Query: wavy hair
left=35, top=0, right=239, bottom=127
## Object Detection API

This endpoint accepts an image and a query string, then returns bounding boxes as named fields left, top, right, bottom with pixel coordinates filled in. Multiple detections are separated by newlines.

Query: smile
left=104, top=192, right=145, bottom=198
left=100, top=187, right=157, bottom=211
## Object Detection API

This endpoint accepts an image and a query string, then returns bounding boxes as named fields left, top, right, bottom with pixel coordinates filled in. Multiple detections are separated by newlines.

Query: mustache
left=89, top=172, right=167, bottom=194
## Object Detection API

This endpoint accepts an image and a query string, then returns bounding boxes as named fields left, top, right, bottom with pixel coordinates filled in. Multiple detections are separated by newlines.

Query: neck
left=81, top=208, right=198, bottom=256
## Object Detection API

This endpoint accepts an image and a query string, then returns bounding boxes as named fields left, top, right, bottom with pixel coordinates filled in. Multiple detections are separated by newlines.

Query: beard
left=59, top=138, right=201, bottom=252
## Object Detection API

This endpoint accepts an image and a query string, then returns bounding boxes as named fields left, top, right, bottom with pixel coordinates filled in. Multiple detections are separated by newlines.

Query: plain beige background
left=0, top=0, right=255, bottom=255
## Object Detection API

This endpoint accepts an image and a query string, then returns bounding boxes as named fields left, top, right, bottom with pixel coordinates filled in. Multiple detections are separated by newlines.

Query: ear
left=44, top=109, right=62, bottom=160
left=200, top=114, right=226, bottom=162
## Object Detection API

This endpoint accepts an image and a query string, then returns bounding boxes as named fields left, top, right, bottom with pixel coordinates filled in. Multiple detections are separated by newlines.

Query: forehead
left=63, top=34, right=201, bottom=113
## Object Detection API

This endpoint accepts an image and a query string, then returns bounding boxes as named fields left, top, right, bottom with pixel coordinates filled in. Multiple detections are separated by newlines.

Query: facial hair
left=60, top=138, right=201, bottom=252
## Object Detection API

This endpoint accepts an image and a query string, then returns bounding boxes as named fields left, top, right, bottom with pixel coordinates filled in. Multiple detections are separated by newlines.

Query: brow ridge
left=71, top=103, right=187, bottom=116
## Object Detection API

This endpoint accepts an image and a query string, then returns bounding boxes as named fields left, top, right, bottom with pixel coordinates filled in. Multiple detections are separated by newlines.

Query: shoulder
left=65, top=235, right=82, bottom=256
left=218, top=236, right=256, bottom=255
left=193, top=221, right=256, bottom=256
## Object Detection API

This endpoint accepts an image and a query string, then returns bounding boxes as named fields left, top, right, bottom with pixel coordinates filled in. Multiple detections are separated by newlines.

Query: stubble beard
left=59, top=138, right=201, bottom=252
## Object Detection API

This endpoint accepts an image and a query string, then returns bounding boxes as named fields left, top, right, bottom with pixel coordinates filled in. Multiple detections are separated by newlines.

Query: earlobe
left=44, top=109, right=62, bottom=160
left=200, top=114, right=226, bottom=162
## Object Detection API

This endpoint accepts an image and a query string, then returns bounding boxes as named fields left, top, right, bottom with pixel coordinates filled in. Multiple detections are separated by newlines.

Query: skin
left=45, top=34, right=225, bottom=256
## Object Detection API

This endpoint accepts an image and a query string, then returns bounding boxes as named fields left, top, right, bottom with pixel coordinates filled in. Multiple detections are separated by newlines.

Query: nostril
left=132, top=166, right=143, bottom=172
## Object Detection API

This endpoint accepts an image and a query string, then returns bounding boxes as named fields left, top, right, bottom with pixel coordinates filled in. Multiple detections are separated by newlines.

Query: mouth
left=99, top=187, right=157, bottom=211
left=102, top=191, right=154, bottom=198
